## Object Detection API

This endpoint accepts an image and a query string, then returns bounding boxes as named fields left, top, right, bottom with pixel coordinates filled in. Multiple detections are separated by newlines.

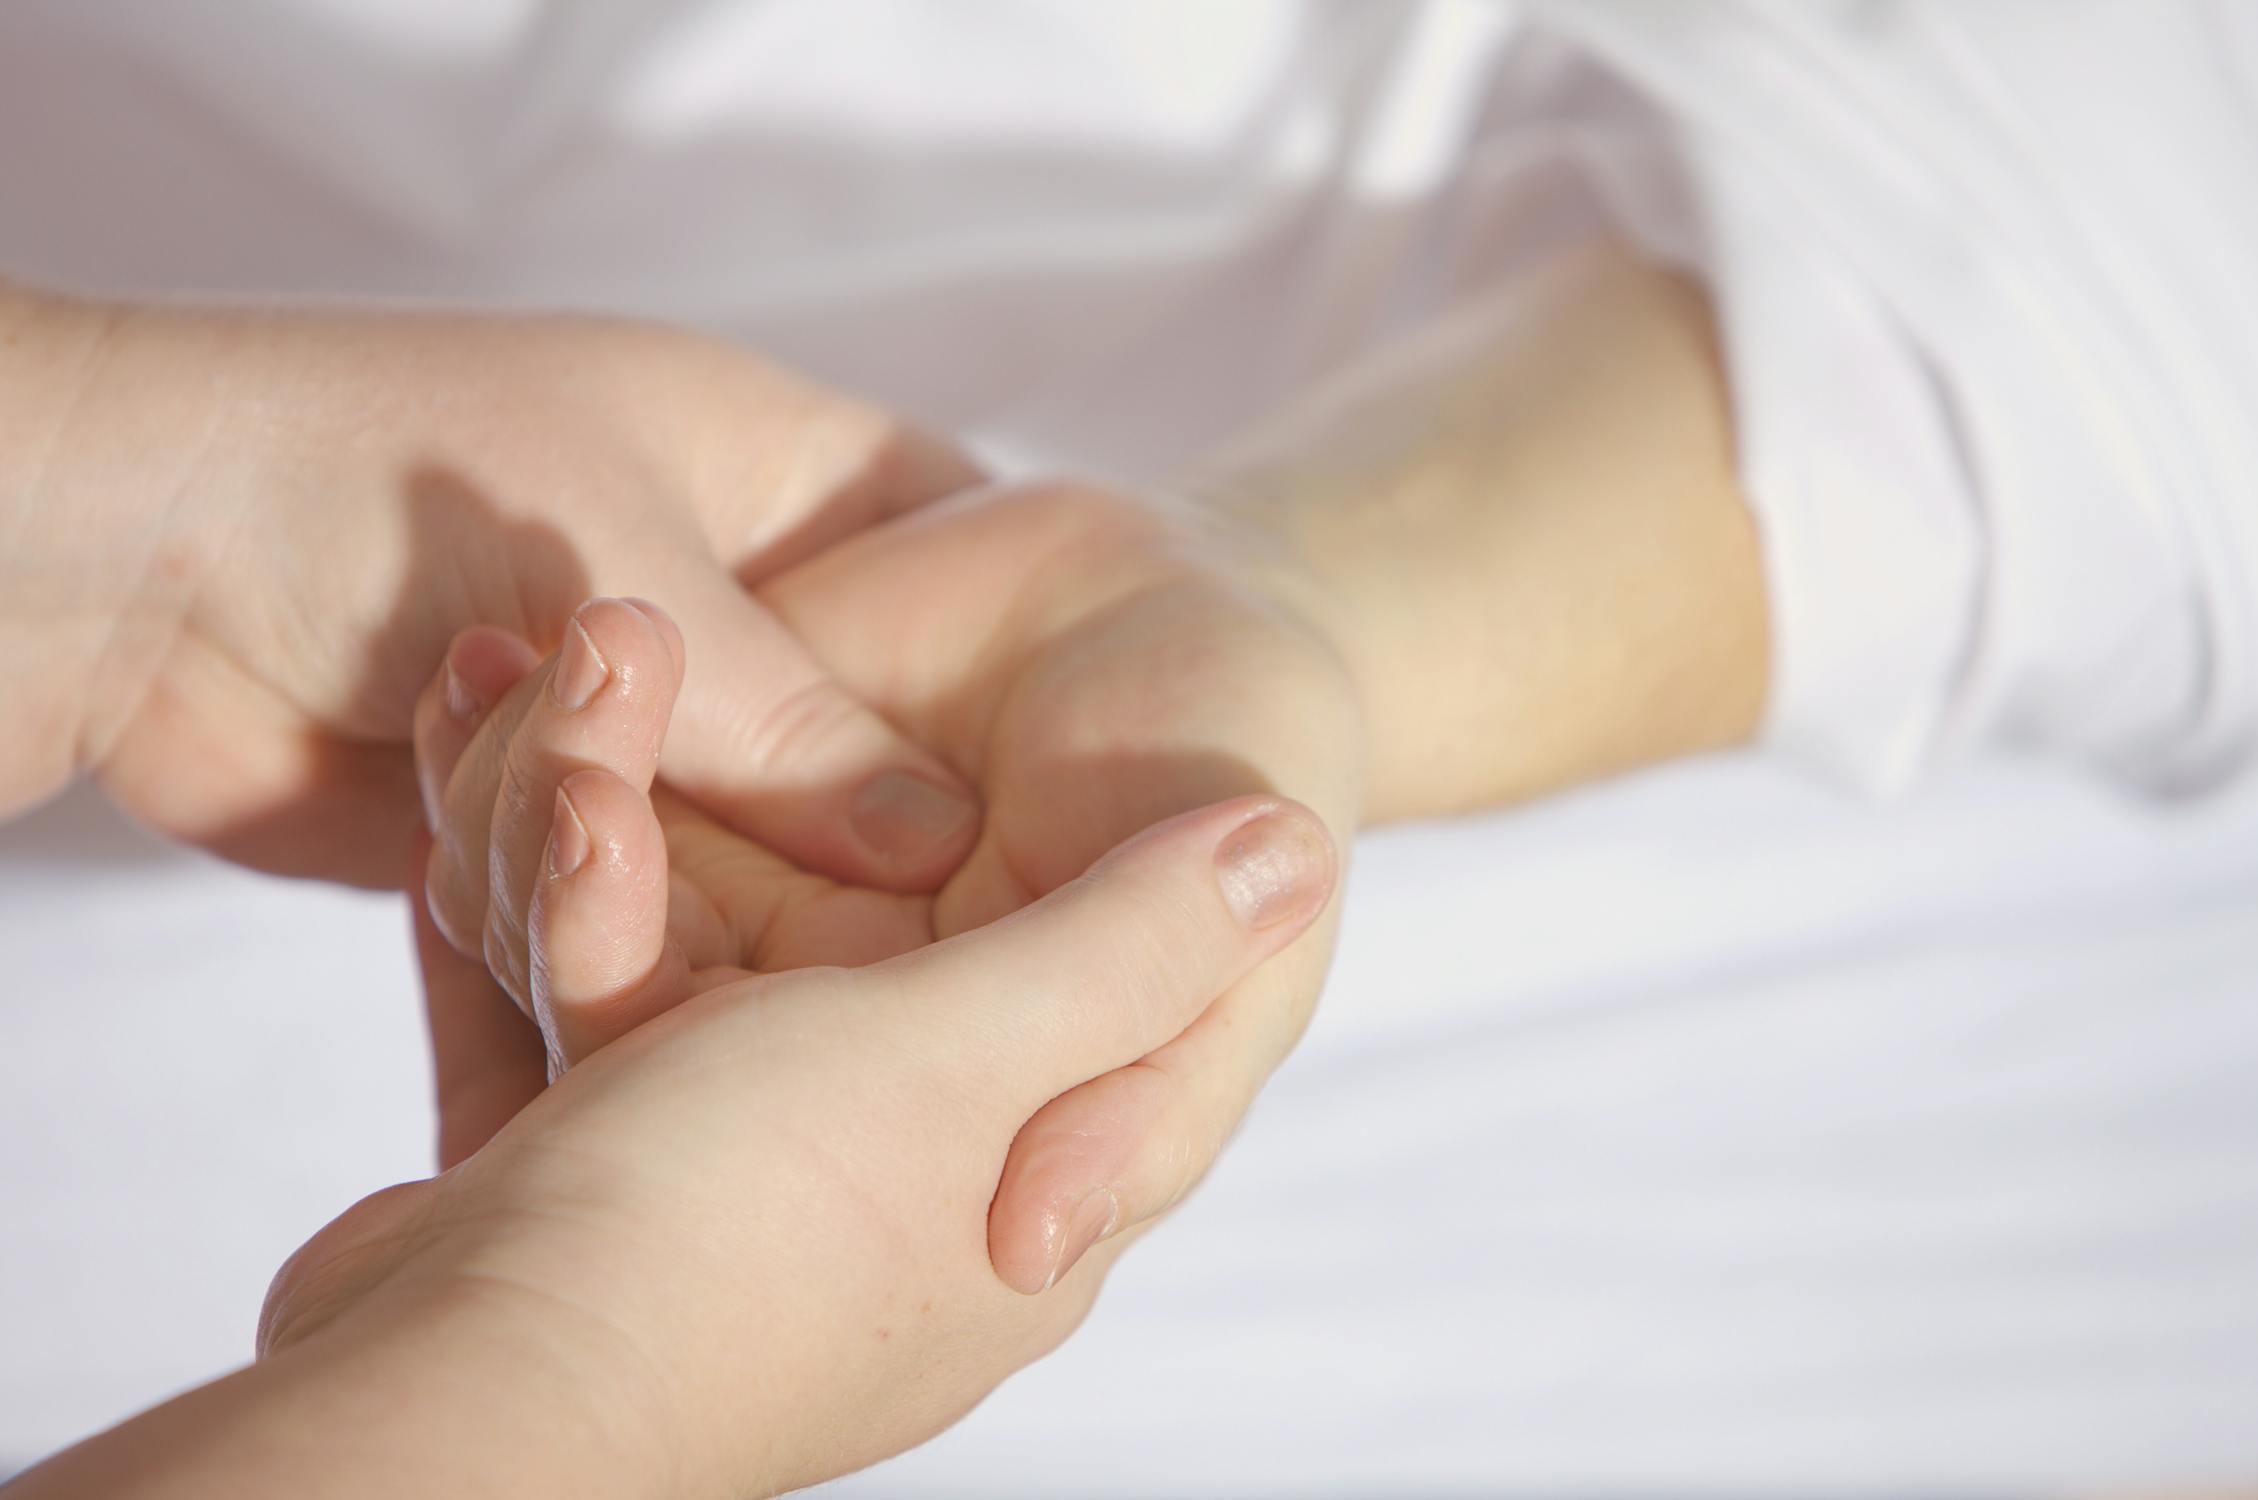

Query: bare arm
left=1204, top=241, right=1770, bottom=823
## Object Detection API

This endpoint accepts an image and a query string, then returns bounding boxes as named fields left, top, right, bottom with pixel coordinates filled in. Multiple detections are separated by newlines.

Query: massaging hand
left=1, top=284, right=981, bottom=890
left=0, top=798, right=1332, bottom=1500
left=419, top=482, right=1366, bottom=1291
left=247, top=797, right=1334, bottom=1499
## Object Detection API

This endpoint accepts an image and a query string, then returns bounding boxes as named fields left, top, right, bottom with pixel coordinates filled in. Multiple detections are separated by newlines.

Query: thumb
left=876, top=795, right=1336, bottom=1132
left=655, top=568, right=982, bottom=893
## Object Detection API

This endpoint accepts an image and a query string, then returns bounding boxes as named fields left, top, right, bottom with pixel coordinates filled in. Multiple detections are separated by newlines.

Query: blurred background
left=3, top=1, right=2255, bottom=1491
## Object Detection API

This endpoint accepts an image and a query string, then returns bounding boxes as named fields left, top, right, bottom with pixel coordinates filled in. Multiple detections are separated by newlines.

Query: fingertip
left=548, top=783, right=592, bottom=878
left=619, top=597, right=687, bottom=678
left=1085, top=793, right=1338, bottom=944
left=654, top=572, right=977, bottom=893
left=543, top=767, right=662, bottom=887
left=414, top=625, right=538, bottom=831
left=889, top=795, right=1334, bottom=1118
left=445, top=626, right=542, bottom=721
left=571, top=596, right=685, bottom=697
left=542, top=597, right=686, bottom=724
left=1209, top=798, right=1337, bottom=936
left=989, top=1065, right=1170, bottom=1295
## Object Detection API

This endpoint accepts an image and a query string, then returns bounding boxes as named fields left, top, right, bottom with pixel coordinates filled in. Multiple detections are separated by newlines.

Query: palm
left=652, top=483, right=1363, bottom=974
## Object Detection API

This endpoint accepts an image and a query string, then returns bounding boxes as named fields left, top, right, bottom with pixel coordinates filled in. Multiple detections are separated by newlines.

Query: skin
left=421, top=241, right=1768, bottom=1298
left=8, top=796, right=1340, bottom=1499
left=1, top=238, right=1770, bottom=1494
left=0, top=279, right=986, bottom=890
left=416, top=492, right=1366, bottom=1294
left=1205, top=241, right=1770, bottom=818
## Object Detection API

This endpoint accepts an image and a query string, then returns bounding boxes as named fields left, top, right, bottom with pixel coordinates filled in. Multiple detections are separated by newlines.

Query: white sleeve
left=1522, top=0, right=2258, bottom=794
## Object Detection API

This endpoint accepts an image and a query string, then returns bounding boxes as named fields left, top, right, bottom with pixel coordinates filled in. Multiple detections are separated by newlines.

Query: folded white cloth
left=1540, top=0, right=2258, bottom=796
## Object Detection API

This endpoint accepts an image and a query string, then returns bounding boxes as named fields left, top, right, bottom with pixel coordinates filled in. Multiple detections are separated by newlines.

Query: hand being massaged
left=412, top=478, right=1365, bottom=1293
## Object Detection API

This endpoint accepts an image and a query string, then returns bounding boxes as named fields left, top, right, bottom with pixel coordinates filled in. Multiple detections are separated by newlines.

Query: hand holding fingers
left=282, top=795, right=1332, bottom=1498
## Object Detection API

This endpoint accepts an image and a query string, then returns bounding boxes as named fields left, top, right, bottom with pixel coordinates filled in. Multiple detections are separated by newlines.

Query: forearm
left=0, top=280, right=197, bottom=818
left=6, top=1279, right=680, bottom=1500
left=1199, top=242, right=1769, bottom=824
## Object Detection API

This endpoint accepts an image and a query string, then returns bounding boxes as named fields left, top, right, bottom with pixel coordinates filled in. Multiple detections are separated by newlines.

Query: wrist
left=0, top=281, right=207, bottom=815
left=1191, top=243, right=1769, bottom=823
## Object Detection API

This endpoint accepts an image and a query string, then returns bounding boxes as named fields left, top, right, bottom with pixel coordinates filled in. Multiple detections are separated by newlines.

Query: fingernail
left=443, top=658, right=484, bottom=720
left=443, top=628, right=530, bottom=720
left=850, top=770, right=977, bottom=862
left=549, top=787, right=590, bottom=877
left=552, top=614, right=609, bottom=710
left=1045, top=1187, right=1120, bottom=1292
left=1214, top=808, right=1333, bottom=931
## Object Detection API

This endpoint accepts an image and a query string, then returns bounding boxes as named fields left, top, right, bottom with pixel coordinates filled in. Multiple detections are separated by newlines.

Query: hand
left=421, top=482, right=1366, bottom=1291
left=220, top=797, right=1330, bottom=1500
left=0, top=282, right=983, bottom=889
left=422, top=242, right=1767, bottom=1298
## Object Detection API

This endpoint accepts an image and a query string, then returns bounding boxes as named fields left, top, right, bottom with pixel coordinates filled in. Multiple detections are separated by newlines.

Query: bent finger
left=529, top=767, right=694, bottom=1070
left=412, top=626, right=540, bottom=833
left=473, top=597, right=683, bottom=1008
left=423, top=600, right=679, bottom=962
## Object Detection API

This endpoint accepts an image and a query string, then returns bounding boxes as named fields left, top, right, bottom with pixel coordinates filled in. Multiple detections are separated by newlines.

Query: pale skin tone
left=2, top=240, right=1768, bottom=1496
left=0, top=282, right=989, bottom=886
left=17, top=795, right=1344, bottom=1500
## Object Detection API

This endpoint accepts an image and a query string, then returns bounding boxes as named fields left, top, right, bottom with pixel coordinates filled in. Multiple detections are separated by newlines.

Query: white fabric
left=3, top=0, right=2256, bottom=1488
left=1542, top=0, right=2258, bottom=793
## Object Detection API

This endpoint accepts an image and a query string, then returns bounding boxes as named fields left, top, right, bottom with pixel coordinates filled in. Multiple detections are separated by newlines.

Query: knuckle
left=492, top=749, right=551, bottom=839
left=725, top=675, right=864, bottom=777
left=1118, top=1058, right=1220, bottom=1219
